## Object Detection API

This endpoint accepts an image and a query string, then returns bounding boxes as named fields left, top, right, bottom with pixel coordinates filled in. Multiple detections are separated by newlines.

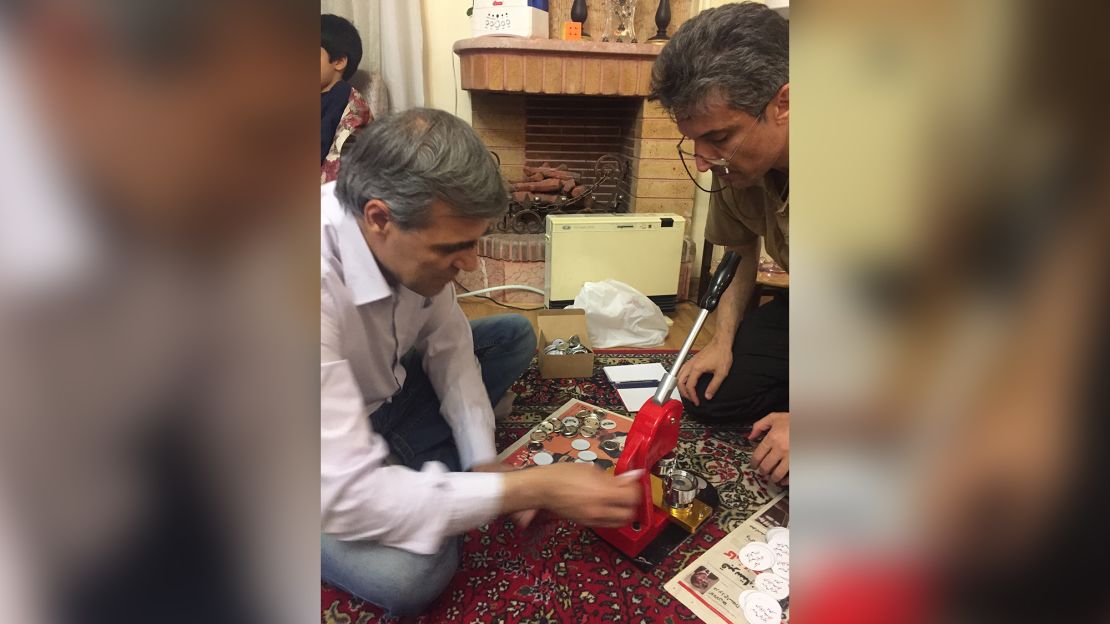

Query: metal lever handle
left=652, top=251, right=742, bottom=405
left=699, top=251, right=741, bottom=312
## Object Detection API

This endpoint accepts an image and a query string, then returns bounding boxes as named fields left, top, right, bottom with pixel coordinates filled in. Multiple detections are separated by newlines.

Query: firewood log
left=511, top=178, right=562, bottom=193
left=523, top=165, right=581, bottom=181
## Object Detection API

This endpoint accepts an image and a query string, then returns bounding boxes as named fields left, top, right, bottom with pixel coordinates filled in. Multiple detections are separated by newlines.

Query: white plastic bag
left=570, top=280, right=669, bottom=348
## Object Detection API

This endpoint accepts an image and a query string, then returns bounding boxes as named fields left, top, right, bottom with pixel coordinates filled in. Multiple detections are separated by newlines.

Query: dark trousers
left=683, top=292, right=789, bottom=425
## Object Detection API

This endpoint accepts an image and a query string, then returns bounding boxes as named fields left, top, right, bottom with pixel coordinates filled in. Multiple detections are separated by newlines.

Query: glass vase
left=601, top=0, right=637, bottom=43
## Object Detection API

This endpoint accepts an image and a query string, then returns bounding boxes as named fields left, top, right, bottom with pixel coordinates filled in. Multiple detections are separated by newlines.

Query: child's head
left=321, top=14, right=362, bottom=90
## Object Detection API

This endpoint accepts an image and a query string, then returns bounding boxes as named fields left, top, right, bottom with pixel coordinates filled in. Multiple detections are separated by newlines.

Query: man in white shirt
left=321, top=108, right=641, bottom=616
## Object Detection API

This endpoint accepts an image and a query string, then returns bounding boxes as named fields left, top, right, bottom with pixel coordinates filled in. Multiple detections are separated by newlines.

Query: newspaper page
left=664, top=492, right=790, bottom=624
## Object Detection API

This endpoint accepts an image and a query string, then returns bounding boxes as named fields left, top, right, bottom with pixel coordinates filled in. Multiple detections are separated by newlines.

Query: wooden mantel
left=453, top=36, right=662, bottom=97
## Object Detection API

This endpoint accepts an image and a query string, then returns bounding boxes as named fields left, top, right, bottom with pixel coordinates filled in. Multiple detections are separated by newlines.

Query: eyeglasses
left=677, top=124, right=759, bottom=193
left=675, top=97, right=774, bottom=193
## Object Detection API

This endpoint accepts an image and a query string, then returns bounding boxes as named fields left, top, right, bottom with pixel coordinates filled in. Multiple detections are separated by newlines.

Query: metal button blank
left=664, top=469, right=697, bottom=508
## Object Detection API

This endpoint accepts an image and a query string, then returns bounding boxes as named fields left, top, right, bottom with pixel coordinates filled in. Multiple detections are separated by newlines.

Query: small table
left=697, top=241, right=789, bottom=305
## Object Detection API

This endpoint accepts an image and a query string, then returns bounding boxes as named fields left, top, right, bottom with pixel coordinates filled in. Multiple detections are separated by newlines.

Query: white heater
left=545, top=213, right=686, bottom=312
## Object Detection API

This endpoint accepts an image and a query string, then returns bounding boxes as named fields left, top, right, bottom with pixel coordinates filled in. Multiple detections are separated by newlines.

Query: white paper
left=616, top=387, right=681, bottom=413
left=602, top=363, right=679, bottom=412
left=602, top=362, right=668, bottom=383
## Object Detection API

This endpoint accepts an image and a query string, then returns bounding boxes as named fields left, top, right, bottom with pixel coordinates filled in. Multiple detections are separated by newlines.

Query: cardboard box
left=472, top=6, right=549, bottom=38
left=536, top=309, right=595, bottom=379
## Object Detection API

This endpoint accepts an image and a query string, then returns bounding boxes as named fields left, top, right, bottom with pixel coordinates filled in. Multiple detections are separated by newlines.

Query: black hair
left=321, top=14, right=362, bottom=82
left=649, top=2, right=788, bottom=119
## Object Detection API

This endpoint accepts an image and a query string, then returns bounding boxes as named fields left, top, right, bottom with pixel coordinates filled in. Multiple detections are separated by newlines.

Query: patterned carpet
left=322, top=350, right=786, bottom=623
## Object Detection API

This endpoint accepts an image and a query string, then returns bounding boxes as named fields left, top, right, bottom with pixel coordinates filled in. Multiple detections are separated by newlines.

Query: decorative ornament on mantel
left=601, top=0, right=636, bottom=43
left=570, top=0, right=589, bottom=38
left=647, top=0, right=672, bottom=45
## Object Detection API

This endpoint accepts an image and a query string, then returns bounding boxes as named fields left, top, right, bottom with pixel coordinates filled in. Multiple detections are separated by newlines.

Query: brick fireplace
left=457, top=36, right=695, bottom=218
left=453, top=36, right=697, bottom=305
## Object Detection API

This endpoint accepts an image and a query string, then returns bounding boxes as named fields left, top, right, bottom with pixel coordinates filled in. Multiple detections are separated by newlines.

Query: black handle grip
left=699, top=251, right=741, bottom=312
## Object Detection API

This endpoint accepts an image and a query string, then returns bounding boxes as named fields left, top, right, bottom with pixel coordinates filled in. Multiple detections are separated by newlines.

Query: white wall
left=421, top=0, right=474, bottom=123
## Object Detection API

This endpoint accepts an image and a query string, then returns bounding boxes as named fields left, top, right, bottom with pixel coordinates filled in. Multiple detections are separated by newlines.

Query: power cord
left=456, top=285, right=545, bottom=298
left=454, top=281, right=548, bottom=311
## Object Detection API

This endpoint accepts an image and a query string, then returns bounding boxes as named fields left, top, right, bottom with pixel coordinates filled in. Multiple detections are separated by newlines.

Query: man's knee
left=379, top=548, right=452, bottom=612
left=472, top=314, right=536, bottom=351
left=681, top=372, right=725, bottom=420
left=682, top=390, right=720, bottom=421
left=503, top=314, right=536, bottom=353
left=380, top=543, right=458, bottom=615
left=322, top=536, right=459, bottom=617
left=484, top=314, right=536, bottom=371
left=682, top=385, right=786, bottom=425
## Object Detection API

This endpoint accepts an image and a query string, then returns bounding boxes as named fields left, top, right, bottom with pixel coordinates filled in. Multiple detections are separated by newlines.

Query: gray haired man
left=320, top=109, right=641, bottom=615
left=650, top=2, right=791, bottom=485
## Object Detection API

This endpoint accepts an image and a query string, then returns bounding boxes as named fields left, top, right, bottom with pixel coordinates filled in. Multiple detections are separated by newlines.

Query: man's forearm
left=710, top=243, right=759, bottom=346
left=500, top=469, right=543, bottom=515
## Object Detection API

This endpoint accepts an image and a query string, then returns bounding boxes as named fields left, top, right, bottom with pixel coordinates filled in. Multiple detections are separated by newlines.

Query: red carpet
left=322, top=351, right=785, bottom=623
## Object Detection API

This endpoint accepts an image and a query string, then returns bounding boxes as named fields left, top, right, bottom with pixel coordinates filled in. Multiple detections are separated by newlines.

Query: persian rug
left=322, top=350, right=786, bottom=623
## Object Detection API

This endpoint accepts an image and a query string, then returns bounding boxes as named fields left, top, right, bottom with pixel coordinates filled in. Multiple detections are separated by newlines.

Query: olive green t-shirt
left=703, top=171, right=790, bottom=272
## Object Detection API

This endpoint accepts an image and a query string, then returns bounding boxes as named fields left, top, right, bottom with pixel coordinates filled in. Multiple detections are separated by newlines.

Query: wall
left=421, top=0, right=474, bottom=123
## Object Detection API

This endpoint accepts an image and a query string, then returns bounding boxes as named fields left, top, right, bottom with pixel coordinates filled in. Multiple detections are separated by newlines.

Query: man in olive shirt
left=649, top=2, right=790, bottom=484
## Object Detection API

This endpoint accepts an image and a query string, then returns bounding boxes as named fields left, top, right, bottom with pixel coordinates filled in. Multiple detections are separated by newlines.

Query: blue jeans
left=322, top=314, right=535, bottom=616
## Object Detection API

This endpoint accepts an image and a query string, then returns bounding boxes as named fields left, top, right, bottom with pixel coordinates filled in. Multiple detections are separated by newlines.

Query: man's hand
left=472, top=461, right=537, bottom=528
left=677, top=339, right=733, bottom=406
left=541, top=465, right=642, bottom=527
left=501, top=464, right=641, bottom=528
left=750, top=412, right=789, bottom=485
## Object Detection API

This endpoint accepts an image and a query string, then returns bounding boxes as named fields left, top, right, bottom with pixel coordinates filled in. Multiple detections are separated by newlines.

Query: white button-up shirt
left=319, top=183, right=503, bottom=555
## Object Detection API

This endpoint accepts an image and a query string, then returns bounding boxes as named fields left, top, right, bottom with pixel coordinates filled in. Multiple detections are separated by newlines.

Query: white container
left=545, top=213, right=686, bottom=312
left=472, top=5, right=549, bottom=38
left=473, top=0, right=532, bottom=7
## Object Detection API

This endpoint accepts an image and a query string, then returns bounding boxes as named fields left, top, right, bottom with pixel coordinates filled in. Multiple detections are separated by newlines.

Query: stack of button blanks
left=578, top=412, right=600, bottom=438
left=528, top=429, right=547, bottom=451
left=544, top=416, right=565, bottom=435
left=560, top=415, right=580, bottom=437
left=526, top=406, right=626, bottom=465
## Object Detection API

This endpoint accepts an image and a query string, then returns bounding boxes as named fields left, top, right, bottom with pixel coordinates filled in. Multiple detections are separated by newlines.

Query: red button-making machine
left=595, top=252, right=741, bottom=566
